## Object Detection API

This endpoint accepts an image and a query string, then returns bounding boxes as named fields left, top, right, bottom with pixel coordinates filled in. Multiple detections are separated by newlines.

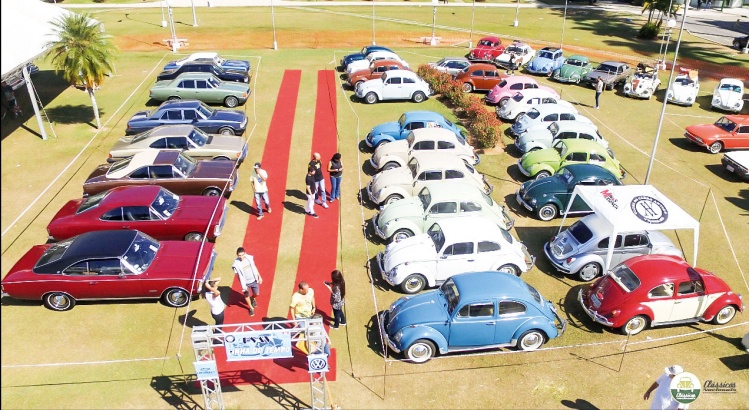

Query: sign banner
left=193, top=360, right=218, bottom=381
left=224, top=329, right=293, bottom=361
left=307, top=353, right=329, bottom=374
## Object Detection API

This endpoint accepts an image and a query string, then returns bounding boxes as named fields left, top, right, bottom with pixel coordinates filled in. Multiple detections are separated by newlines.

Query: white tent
left=558, top=185, right=700, bottom=271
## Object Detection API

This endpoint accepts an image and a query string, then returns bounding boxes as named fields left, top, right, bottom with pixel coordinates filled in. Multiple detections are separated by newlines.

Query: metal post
left=513, top=0, right=520, bottom=27
left=469, top=0, right=476, bottom=48
left=372, top=0, right=376, bottom=45
left=430, top=0, right=438, bottom=46
left=271, top=0, right=278, bottom=50
left=160, top=0, right=167, bottom=27
left=191, top=0, right=198, bottom=26
left=191, top=327, right=224, bottom=410
left=645, top=1, right=688, bottom=183
left=23, top=65, right=47, bottom=141
left=166, top=0, right=178, bottom=52
left=560, top=0, right=568, bottom=48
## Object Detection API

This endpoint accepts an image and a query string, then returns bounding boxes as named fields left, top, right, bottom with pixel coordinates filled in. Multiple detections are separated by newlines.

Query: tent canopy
left=560, top=184, right=700, bottom=270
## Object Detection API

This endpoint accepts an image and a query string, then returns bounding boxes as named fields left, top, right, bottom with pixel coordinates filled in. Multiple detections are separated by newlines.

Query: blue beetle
left=365, top=111, right=467, bottom=149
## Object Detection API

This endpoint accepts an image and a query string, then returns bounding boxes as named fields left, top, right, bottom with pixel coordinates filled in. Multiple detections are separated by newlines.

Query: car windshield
left=539, top=51, right=553, bottom=59
left=406, top=133, right=416, bottom=148
left=565, top=58, right=584, bottom=67
left=150, top=187, right=180, bottom=219
left=418, top=187, right=431, bottom=211
left=198, top=102, right=214, bottom=118
left=719, top=83, right=742, bottom=93
left=525, top=283, right=543, bottom=305
left=174, top=152, right=197, bottom=176
left=512, top=93, right=524, bottom=102
left=507, top=46, right=523, bottom=54
left=560, top=167, right=575, bottom=186
left=427, top=223, right=445, bottom=251
left=548, top=122, right=560, bottom=135
left=107, top=157, right=132, bottom=176
left=207, top=76, right=221, bottom=88
left=609, top=264, right=641, bottom=292
left=714, top=117, right=737, bottom=132
left=131, top=128, right=156, bottom=144
left=568, top=220, right=594, bottom=244
left=398, top=114, right=407, bottom=129
left=408, top=157, right=419, bottom=179
left=675, top=76, right=694, bottom=86
left=526, top=109, right=540, bottom=120
left=76, top=190, right=109, bottom=214
left=439, top=278, right=461, bottom=315
left=35, top=238, right=74, bottom=269
left=188, top=128, right=209, bottom=147
left=497, top=79, right=508, bottom=89
left=597, top=64, right=617, bottom=73
left=215, top=56, right=226, bottom=65
left=121, top=231, right=159, bottom=274
left=478, top=40, right=494, bottom=47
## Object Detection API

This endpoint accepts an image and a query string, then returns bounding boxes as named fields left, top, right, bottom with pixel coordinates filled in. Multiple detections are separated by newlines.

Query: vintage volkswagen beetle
left=496, top=89, right=574, bottom=122
left=365, top=111, right=466, bottom=149
left=511, top=104, right=591, bottom=137
left=711, top=78, right=745, bottom=113
left=517, top=139, right=624, bottom=180
left=622, top=63, right=661, bottom=99
left=370, top=128, right=478, bottom=172
left=552, top=55, right=593, bottom=84
left=493, top=41, right=535, bottom=69
left=526, top=47, right=565, bottom=76
left=355, top=70, right=430, bottom=105
left=666, top=68, right=700, bottom=106
left=515, top=121, right=608, bottom=154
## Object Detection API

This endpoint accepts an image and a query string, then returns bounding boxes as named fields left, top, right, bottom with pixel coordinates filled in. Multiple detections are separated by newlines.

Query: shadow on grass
left=358, top=139, right=372, bottom=153
left=179, top=309, right=208, bottom=329
left=367, top=255, right=391, bottom=293
left=125, top=13, right=164, bottom=28
left=561, top=398, right=600, bottom=410
left=361, top=159, right=379, bottom=176
left=726, top=188, right=749, bottom=212
left=230, top=200, right=254, bottom=215
left=151, top=375, right=203, bottom=410
left=45, top=104, right=99, bottom=128
left=358, top=187, right=378, bottom=210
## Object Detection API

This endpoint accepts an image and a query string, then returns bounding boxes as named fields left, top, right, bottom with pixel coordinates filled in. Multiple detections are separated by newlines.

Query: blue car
left=526, top=47, right=565, bottom=76
left=163, top=52, right=251, bottom=73
left=340, top=45, right=392, bottom=70
left=126, top=100, right=248, bottom=136
left=365, top=111, right=468, bottom=150
left=379, top=271, right=566, bottom=363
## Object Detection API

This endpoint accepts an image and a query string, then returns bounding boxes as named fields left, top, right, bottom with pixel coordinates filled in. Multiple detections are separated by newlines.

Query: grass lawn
left=1, top=4, right=748, bottom=409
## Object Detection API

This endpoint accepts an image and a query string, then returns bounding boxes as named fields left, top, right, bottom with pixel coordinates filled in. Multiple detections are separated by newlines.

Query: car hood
left=587, top=71, right=615, bottom=82
left=347, top=60, right=370, bottom=74
left=343, top=53, right=365, bottom=66
left=3, top=245, right=49, bottom=281
left=685, top=124, right=721, bottom=138
left=386, top=291, right=449, bottom=335
left=529, top=57, right=553, bottom=69
left=382, top=234, right=436, bottom=272
left=521, top=147, right=561, bottom=169
left=209, top=109, right=246, bottom=122
left=218, top=82, right=251, bottom=93
left=85, top=163, right=112, bottom=182
left=46, top=199, right=84, bottom=235
left=152, top=241, right=211, bottom=279
left=372, top=140, right=409, bottom=166
left=370, top=121, right=401, bottom=138
left=713, top=89, right=742, bottom=105
left=191, top=160, right=237, bottom=179
left=370, top=168, right=413, bottom=193
left=376, top=197, right=424, bottom=229
left=205, top=134, right=247, bottom=152
left=110, top=135, right=139, bottom=152
left=470, top=46, right=495, bottom=57
left=174, top=196, right=225, bottom=221
left=358, top=78, right=385, bottom=93
left=128, top=109, right=152, bottom=125
left=669, top=82, right=697, bottom=98
left=558, top=64, right=584, bottom=78
left=517, top=128, right=553, bottom=148
left=520, top=175, right=567, bottom=198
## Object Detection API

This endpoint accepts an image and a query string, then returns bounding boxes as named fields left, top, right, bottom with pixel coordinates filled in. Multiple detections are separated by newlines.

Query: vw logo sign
left=307, top=354, right=329, bottom=373
left=630, top=195, right=668, bottom=224
left=225, top=335, right=235, bottom=343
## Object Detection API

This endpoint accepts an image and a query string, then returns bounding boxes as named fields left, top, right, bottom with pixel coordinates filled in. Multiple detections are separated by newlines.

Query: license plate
left=727, top=165, right=735, bottom=173
left=591, top=294, right=601, bottom=309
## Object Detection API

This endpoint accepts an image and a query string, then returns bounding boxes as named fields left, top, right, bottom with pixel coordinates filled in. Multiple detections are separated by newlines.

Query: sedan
left=428, top=57, right=471, bottom=77
left=156, top=62, right=249, bottom=83
left=82, top=150, right=238, bottom=198
left=684, top=115, right=749, bottom=154
left=149, top=73, right=251, bottom=108
left=163, top=52, right=251, bottom=73
left=1, top=230, right=217, bottom=311
left=47, top=186, right=229, bottom=242
left=126, top=100, right=247, bottom=136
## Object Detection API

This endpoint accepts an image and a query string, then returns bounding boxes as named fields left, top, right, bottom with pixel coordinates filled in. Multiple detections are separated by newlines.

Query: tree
left=641, top=0, right=677, bottom=27
left=46, top=12, right=117, bottom=129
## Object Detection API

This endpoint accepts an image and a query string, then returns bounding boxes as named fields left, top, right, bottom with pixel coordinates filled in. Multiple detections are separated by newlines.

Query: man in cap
left=644, top=365, right=687, bottom=409
left=252, top=162, right=271, bottom=220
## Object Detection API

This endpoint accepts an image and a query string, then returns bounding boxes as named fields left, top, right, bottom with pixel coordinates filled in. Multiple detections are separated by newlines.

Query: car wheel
left=713, top=305, right=736, bottom=325
left=43, top=292, right=76, bottom=311
left=733, top=39, right=741, bottom=49
left=462, top=82, right=473, bottom=93
left=534, top=170, right=552, bottom=180
left=499, top=97, right=509, bottom=107
left=497, top=264, right=521, bottom=276
left=517, top=330, right=546, bottom=351
left=384, top=194, right=403, bottom=206
left=537, top=204, right=558, bottom=221
left=162, top=288, right=190, bottom=308
left=212, top=156, right=231, bottom=161
left=577, top=262, right=602, bottom=281
left=203, top=188, right=222, bottom=196
left=391, top=228, right=414, bottom=243
left=218, top=127, right=236, bottom=136
left=412, top=91, right=427, bottom=103
left=184, top=232, right=204, bottom=241
left=620, top=315, right=649, bottom=335
left=572, top=76, right=580, bottom=84
left=375, top=140, right=390, bottom=149
left=405, top=339, right=436, bottom=363
left=364, top=92, right=378, bottom=104
left=605, top=83, right=614, bottom=91
left=355, top=80, right=365, bottom=89
left=224, top=96, right=239, bottom=108
left=382, top=161, right=400, bottom=171
left=401, top=274, right=427, bottom=294
left=168, top=96, right=181, bottom=102
left=708, top=141, right=723, bottom=154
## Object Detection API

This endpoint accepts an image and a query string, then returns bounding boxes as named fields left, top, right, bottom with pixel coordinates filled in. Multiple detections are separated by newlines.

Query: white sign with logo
left=307, top=353, right=329, bottom=374
left=224, top=330, right=293, bottom=361
left=193, top=360, right=219, bottom=381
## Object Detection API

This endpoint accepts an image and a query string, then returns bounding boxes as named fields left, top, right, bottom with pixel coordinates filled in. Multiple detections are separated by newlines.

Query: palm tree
left=46, top=12, right=117, bottom=129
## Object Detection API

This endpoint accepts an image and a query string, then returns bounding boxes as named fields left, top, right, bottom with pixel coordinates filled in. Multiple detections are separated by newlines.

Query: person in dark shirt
left=305, top=166, right=318, bottom=218
left=327, top=153, right=343, bottom=202
left=308, top=152, right=328, bottom=209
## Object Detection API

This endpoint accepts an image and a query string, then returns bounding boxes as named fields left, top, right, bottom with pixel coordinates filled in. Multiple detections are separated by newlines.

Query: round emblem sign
left=309, top=357, right=327, bottom=371
left=225, top=335, right=235, bottom=343
left=670, top=371, right=701, bottom=404
left=630, top=195, right=668, bottom=224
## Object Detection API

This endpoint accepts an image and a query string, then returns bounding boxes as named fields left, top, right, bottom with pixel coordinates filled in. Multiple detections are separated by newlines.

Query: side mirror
left=118, top=272, right=126, bottom=279
left=440, top=254, right=448, bottom=259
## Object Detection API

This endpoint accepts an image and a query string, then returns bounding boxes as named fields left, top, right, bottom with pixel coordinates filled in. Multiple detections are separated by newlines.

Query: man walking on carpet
left=232, top=247, right=263, bottom=316
left=309, top=152, right=328, bottom=208
left=252, top=162, right=271, bottom=220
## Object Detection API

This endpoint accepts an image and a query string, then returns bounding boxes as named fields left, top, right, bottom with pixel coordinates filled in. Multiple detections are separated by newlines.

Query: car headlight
left=667, top=91, right=673, bottom=98
left=393, top=329, right=403, bottom=343
left=713, top=98, right=720, bottom=104
left=735, top=102, right=742, bottom=108
left=528, top=197, right=537, bottom=206
left=687, top=97, right=693, bottom=102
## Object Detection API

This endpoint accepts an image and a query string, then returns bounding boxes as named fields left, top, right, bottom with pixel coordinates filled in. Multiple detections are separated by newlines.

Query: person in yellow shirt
left=289, top=281, right=316, bottom=319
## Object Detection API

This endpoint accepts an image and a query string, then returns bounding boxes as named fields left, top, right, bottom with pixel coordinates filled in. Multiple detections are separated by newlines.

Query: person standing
left=252, top=162, right=271, bottom=220
left=644, top=365, right=687, bottom=410
left=324, top=270, right=347, bottom=329
left=594, top=77, right=604, bottom=109
left=289, top=281, right=317, bottom=319
left=305, top=166, right=319, bottom=218
left=327, top=153, right=343, bottom=202
left=203, top=277, right=226, bottom=326
left=2, top=81, right=20, bottom=119
left=506, top=53, right=516, bottom=76
left=231, top=246, right=263, bottom=316
left=309, top=152, right=328, bottom=208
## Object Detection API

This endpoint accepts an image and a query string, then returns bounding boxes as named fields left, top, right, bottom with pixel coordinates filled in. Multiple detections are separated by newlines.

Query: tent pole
left=22, top=65, right=47, bottom=141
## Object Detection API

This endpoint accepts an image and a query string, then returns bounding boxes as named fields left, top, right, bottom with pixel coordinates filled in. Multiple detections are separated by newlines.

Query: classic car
left=1, top=230, right=217, bottom=311
left=583, top=61, right=633, bottom=90
left=578, top=254, right=743, bottom=335
left=370, top=128, right=478, bottom=172
left=365, top=110, right=466, bottom=148
left=511, top=104, right=592, bottom=137
left=377, top=217, right=535, bottom=294
left=367, top=152, right=491, bottom=206
left=516, top=164, right=622, bottom=222
left=355, top=70, right=431, bottom=105
left=493, top=41, right=535, bottom=69
left=156, top=62, right=249, bottom=83
left=733, top=35, right=749, bottom=50
left=149, top=73, right=251, bottom=108
left=684, top=115, right=749, bottom=154
left=379, top=271, right=566, bottom=363
left=711, top=78, right=745, bottom=113
left=108, top=124, right=247, bottom=163
left=526, top=47, right=565, bottom=76
left=515, top=120, right=609, bottom=154
left=485, top=75, right=556, bottom=105
left=46, top=186, right=228, bottom=242
left=340, top=45, right=392, bottom=70
left=552, top=55, right=593, bottom=84
left=346, top=51, right=409, bottom=75
left=468, top=36, right=505, bottom=62
left=163, top=52, right=251, bottom=73
left=347, top=59, right=409, bottom=89
left=126, top=100, right=248, bottom=136
left=428, top=57, right=471, bottom=76
left=544, top=214, right=683, bottom=281
left=82, top=150, right=239, bottom=198
left=623, top=63, right=661, bottom=99
left=455, top=63, right=506, bottom=93
left=666, top=67, right=700, bottom=106
left=496, top=89, right=572, bottom=122
left=373, top=182, right=513, bottom=242
left=517, top=139, right=625, bottom=180
left=721, top=150, right=750, bottom=181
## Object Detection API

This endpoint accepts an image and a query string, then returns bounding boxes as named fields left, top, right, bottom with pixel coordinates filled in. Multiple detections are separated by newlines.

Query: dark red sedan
left=47, top=186, right=228, bottom=242
left=1, top=230, right=216, bottom=311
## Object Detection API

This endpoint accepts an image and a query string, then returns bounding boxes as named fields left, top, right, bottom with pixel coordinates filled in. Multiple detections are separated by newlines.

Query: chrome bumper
left=369, top=156, right=380, bottom=170
left=367, top=181, right=379, bottom=204
left=577, top=289, right=613, bottom=327
left=516, top=160, right=531, bottom=177
left=516, top=191, right=533, bottom=212
left=214, top=204, right=229, bottom=238
left=543, top=242, right=571, bottom=274
left=378, top=311, right=401, bottom=353
left=373, top=214, right=387, bottom=240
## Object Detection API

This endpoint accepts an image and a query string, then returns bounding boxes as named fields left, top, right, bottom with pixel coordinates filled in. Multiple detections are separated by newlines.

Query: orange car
left=684, top=114, right=749, bottom=154
left=455, top=63, right=507, bottom=93
left=347, top=59, right=408, bottom=89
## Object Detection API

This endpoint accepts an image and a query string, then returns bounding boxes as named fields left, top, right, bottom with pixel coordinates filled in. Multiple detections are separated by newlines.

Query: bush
left=638, top=22, right=660, bottom=39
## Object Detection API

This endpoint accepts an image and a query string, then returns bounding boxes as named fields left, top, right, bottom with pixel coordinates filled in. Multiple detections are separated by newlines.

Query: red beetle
left=468, top=36, right=505, bottom=63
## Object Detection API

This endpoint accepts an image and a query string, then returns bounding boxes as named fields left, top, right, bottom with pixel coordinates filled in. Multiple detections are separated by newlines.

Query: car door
left=448, top=300, right=497, bottom=347
left=542, top=113, right=559, bottom=125
left=436, top=241, right=476, bottom=281
left=620, top=233, right=651, bottom=261
left=159, top=109, right=186, bottom=126
left=469, top=68, right=484, bottom=88
left=176, top=80, right=197, bottom=98
left=401, top=121, right=426, bottom=139
left=669, top=279, right=708, bottom=322
left=413, top=170, right=442, bottom=193
left=493, top=300, right=529, bottom=344
left=121, top=206, right=170, bottom=237
left=426, top=201, right=458, bottom=226
left=58, top=262, right=105, bottom=299
left=382, top=76, right=403, bottom=100
left=727, top=124, right=749, bottom=149
left=644, top=283, right=676, bottom=324
left=475, top=241, right=503, bottom=269
left=593, top=235, right=626, bottom=267
left=411, top=140, right=435, bottom=154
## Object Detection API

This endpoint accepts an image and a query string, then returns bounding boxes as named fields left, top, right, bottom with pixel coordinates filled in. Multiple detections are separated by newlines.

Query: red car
left=455, top=63, right=507, bottom=93
left=684, top=114, right=749, bottom=154
left=46, top=186, right=228, bottom=242
left=468, top=36, right=505, bottom=62
left=1, top=230, right=216, bottom=311
left=579, top=254, right=743, bottom=335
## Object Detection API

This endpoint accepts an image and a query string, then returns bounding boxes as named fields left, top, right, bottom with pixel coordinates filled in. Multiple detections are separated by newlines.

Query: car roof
left=156, top=100, right=203, bottom=109
left=467, top=63, right=497, bottom=71
left=423, top=181, right=485, bottom=201
left=554, top=120, right=598, bottom=132
left=719, top=78, right=744, bottom=87
left=411, top=151, right=468, bottom=169
left=371, top=59, right=404, bottom=67
left=148, top=124, right=196, bottom=138
left=724, top=114, right=749, bottom=125
left=107, top=150, right=181, bottom=179
left=170, top=72, right=221, bottom=81
left=530, top=103, right=578, bottom=115
left=100, top=186, right=163, bottom=207
left=409, top=127, right=457, bottom=140
left=513, top=88, right=554, bottom=98
left=187, top=52, right=219, bottom=60
left=384, top=70, right=418, bottom=79
left=599, top=61, right=627, bottom=67
left=625, top=254, right=700, bottom=286
left=559, top=163, right=617, bottom=180
left=35, top=230, right=141, bottom=274
left=507, top=41, right=529, bottom=48
left=540, top=47, right=561, bottom=52
left=452, top=271, right=532, bottom=301
left=438, top=216, right=504, bottom=242
left=560, top=139, right=609, bottom=152
left=369, top=51, right=398, bottom=58
left=478, top=36, right=501, bottom=42
left=440, top=56, right=469, bottom=61
left=404, top=111, right=446, bottom=121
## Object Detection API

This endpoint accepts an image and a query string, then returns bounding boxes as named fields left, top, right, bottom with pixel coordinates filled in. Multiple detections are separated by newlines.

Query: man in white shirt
left=644, top=365, right=689, bottom=410
left=252, top=162, right=271, bottom=220
left=231, top=247, right=263, bottom=316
